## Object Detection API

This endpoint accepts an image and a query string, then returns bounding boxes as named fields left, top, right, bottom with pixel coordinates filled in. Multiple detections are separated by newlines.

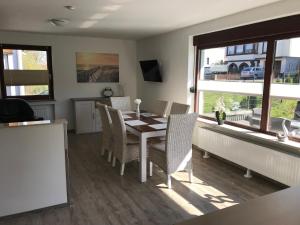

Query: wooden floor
left=0, top=133, right=283, bottom=225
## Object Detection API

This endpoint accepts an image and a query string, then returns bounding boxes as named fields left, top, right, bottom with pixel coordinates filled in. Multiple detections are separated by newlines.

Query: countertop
left=176, top=186, right=300, bottom=225
left=0, top=119, right=67, bottom=129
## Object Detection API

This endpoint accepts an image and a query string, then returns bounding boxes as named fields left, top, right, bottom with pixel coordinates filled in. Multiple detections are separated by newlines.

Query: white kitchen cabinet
left=73, top=98, right=108, bottom=134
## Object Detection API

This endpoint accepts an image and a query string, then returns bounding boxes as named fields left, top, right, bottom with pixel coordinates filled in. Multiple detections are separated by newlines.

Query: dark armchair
left=0, top=98, right=43, bottom=123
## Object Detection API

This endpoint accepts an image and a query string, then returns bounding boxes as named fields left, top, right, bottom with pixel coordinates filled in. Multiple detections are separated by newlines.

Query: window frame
left=193, top=14, right=300, bottom=141
left=0, top=44, right=54, bottom=101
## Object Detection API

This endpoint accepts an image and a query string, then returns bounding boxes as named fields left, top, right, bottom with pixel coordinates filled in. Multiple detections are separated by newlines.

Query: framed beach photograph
left=76, top=52, right=119, bottom=83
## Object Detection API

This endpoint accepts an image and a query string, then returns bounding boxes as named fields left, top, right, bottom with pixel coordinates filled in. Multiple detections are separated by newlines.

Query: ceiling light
left=48, top=18, right=70, bottom=27
left=64, top=5, right=76, bottom=11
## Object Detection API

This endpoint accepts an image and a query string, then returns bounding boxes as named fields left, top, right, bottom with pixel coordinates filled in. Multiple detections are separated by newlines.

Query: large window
left=0, top=45, right=54, bottom=100
left=193, top=14, right=300, bottom=141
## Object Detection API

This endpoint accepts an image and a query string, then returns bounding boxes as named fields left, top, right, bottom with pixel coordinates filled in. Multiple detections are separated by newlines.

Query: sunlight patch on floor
left=156, top=183, right=204, bottom=216
left=172, top=172, right=238, bottom=210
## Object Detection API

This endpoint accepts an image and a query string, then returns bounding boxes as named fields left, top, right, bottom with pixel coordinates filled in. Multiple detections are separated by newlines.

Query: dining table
left=122, top=111, right=167, bottom=183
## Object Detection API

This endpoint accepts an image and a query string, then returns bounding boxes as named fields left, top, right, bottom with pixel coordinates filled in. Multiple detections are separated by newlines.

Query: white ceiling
left=0, top=0, right=281, bottom=40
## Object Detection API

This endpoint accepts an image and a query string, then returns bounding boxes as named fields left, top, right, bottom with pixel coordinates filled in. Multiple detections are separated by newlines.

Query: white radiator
left=193, top=126, right=300, bottom=186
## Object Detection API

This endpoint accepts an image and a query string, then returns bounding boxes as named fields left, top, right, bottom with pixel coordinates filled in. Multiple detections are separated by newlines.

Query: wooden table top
left=176, top=186, right=300, bottom=225
left=124, top=113, right=167, bottom=133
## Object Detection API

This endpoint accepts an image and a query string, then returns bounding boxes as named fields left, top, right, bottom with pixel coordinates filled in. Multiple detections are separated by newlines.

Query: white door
left=75, top=101, right=95, bottom=134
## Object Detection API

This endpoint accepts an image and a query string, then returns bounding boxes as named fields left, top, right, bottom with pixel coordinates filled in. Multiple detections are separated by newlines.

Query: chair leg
left=112, top=157, right=116, bottom=167
left=120, top=163, right=125, bottom=176
left=149, top=161, right=153, bottom=177
left=167, top=175, right=172, bottom=189
left=108, top=151, right=112, bottom=162
left=188, top=169, right=193, bottom=183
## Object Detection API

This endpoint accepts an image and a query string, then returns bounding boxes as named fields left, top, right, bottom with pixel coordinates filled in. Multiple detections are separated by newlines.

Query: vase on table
left=134, top=99, right=142, bottom=118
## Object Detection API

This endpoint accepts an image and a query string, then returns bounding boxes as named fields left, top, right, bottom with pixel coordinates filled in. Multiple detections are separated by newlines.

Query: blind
left=4, top=70, right=50, bottom=86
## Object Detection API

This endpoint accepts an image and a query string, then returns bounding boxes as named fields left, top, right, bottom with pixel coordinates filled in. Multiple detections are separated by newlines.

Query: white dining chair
left=96, top=103, right=113, bottom=162
left=108, top=107, right=139, bottom=176
left=148, top=113, right=198, bottom=188
left=152, top=100, right=170, bottom=117
left=110, top=96, right=131, bottom=111
left=170, top=102, right=190, bottom=114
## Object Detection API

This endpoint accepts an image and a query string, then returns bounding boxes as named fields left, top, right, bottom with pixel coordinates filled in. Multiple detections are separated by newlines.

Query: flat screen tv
left=139, top=60, right=162, bottom=82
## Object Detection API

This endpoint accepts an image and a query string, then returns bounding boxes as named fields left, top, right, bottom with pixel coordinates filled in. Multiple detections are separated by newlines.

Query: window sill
left=197, top=118, right=300, bottom=156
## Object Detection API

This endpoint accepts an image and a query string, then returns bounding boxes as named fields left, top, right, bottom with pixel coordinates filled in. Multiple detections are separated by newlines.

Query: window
left=262, top=42, right=268, bottom=53
left=236, top=45, right=244, bottom=54
left=245, top=44, right=255, bottom=54
left=268, top=37, right=300, bottom=139
left=0, top=45, right=54, bottom=100
left=227, top=46, right=235, bottom=55
left=193, top=14, right=300, bottom=142
left=198, top=42, right=266, bottom=129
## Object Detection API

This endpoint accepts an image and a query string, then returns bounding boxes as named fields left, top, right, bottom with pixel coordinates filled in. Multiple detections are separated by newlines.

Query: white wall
left=137, top=0, right=300, bottom=111
left=0, top=31, right=137, bottom=129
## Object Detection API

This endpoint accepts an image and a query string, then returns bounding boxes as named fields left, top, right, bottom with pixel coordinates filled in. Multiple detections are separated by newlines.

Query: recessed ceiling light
left=64, top=5, right=76, bottom=11
left=48, top=18, right=70, bottom=27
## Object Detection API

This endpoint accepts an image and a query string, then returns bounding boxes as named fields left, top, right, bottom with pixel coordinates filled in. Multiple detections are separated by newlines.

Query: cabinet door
left=75, top=101, right=95, bottom=134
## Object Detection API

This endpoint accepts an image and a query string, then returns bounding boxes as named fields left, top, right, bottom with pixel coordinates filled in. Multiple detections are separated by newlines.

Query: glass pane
left=227, top=46, right=235, bottom=55
left=3, top=48, right=49, bottom=97
left=200, top=41, right=267, bottom=82
left=272, top=37, right=300, bottom=85
left=198, top=91, right=262, bottom=129
left=245, top=44, right=254, bottom=53
left=6, top=85, right=49, bottom=96
left=236, top=45, right=244, bottom=54
left=262, top=42, right=267, bottom=53
left=3, top=49, right=47, bottom=70
left=269, top=98, right=300, bottom=139
left=269, top=37, right=300, bottom=138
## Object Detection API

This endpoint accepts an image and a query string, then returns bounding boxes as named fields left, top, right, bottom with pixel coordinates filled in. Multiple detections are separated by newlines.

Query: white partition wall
left=0, top=121, right=68, bottom=217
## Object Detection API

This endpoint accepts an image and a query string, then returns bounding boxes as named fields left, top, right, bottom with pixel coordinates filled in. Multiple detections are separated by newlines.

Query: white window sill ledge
left=197, top=118, right=300, bottom=156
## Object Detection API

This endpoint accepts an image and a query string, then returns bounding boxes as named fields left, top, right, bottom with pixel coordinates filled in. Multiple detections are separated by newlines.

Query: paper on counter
left=148, top=124, right=167, bottom=130
left=125, top=120, right=148, bottom=126
left=153, top=118, right=167, bottom=123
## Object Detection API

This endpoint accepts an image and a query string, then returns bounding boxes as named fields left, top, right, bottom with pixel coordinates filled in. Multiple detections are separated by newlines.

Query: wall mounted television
left=139, top=60, right=162, bottom=82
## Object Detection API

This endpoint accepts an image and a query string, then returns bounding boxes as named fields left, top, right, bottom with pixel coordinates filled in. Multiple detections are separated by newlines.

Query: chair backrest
left=152, top=100, right=170, bottom=117
left=110, top=96, right=131, bottom=111
left=165, top=113, right=198, bottom=173
left=96, top=103, right=112, bottom=145
left=0, top=98, right=36, bottom=123
left=170, top=102, right=190, bottom=114
left=108, top=107, right=127, bottom=161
